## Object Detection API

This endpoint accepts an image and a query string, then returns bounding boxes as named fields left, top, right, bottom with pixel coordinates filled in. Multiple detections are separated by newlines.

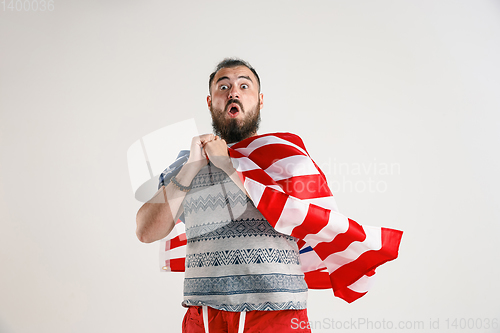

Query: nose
left=228, top=85, right=240, bottom=99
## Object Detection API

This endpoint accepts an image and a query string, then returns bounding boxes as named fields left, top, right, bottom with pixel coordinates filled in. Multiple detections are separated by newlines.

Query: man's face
left=207, top=66, right=264, bottom=143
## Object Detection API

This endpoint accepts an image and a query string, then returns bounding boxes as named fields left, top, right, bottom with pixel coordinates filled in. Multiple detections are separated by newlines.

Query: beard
left=210, top=99, right=261, bottom=144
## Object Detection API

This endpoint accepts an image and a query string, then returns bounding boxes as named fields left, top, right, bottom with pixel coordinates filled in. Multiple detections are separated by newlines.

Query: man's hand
left=203, top=136, right=250, bottom=198
left=187, top=134, right=215, bottom=169
left=203, top=136, right=233, bottom=173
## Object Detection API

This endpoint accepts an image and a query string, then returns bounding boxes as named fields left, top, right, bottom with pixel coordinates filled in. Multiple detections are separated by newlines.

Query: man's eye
left=220, top=85, right=228, bottom=90
left=241, top=84, right=249, bottom=89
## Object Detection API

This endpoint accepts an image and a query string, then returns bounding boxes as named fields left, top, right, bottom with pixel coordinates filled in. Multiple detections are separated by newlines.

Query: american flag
left=160, top=132, right=403, bottom=303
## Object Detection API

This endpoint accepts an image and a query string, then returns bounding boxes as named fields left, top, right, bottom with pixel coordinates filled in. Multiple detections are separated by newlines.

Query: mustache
left=225, top=99, right=243, bottom=111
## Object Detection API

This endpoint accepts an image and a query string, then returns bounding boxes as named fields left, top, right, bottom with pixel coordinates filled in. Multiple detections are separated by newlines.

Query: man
left=136, top=59, right=402, bottom=332
left=136, top=58, right=312, bottom=332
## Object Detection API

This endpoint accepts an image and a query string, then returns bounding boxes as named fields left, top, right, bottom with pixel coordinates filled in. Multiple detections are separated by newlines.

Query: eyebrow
left=215, top=75, right=253, bottom=85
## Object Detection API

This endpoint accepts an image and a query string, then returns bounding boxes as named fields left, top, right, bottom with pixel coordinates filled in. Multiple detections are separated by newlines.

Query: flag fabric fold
left=160, top=132, right=402, bottom=303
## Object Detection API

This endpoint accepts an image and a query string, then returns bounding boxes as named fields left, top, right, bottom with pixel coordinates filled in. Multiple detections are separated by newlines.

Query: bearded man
left=135, top=58, right=402, bottom=333
left=136, top=58, right=312, bottom=332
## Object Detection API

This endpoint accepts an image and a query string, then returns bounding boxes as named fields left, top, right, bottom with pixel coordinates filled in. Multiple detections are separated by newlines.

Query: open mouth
left=227, top=103, right=241, bottom=117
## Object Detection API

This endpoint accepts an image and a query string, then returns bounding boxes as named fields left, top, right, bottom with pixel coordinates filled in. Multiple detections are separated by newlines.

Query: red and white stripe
left=160, top=132, right=403, bottom=303
left=160, top=219, right=187, bottom=272
left=229, top=133, right=402, bottom=303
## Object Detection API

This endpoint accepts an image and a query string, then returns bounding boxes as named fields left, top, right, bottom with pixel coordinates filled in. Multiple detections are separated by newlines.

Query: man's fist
left=203, top=136, right=233, bottom=173
left=187, top=134, right=215, bottom=167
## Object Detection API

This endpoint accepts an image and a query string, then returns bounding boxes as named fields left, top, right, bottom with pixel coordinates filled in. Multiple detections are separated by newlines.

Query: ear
left=259, top=93, right=264, bottom=110
left=207, top=95, right=212, bottom=109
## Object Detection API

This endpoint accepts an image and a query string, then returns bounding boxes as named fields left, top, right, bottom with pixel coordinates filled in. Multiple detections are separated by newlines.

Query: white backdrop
left=1, top=1, right=499, bottom=332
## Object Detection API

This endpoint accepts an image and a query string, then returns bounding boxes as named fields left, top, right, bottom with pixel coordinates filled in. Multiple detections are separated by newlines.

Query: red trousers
left=182, top=306, right=312, bottom=333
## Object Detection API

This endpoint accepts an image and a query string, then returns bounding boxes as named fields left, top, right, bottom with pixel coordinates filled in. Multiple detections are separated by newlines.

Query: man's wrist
left=218, top=157, right=236, bottom=175
left=174, top=159, right=204, bottom=187
left=171, top=176, right=192, bottom=192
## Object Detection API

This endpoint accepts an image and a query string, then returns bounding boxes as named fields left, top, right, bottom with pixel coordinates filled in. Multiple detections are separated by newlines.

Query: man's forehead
left=213, top=66, right=256, bottom=83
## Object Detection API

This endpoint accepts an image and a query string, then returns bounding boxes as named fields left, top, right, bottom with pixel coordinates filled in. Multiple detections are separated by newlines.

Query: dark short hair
left=209, top=58, right=261, bottom=94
